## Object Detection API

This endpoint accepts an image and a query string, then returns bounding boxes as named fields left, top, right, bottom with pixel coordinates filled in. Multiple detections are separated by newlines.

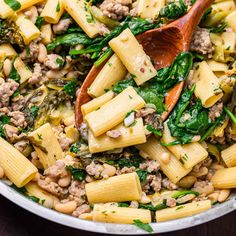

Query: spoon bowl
left=75, top=0, right=214, bottom=128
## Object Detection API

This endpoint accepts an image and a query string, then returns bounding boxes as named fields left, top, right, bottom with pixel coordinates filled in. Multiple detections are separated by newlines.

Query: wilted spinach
left=66, top=166, right=87, bottom=181
left=0, top=115, right=10, bottom=138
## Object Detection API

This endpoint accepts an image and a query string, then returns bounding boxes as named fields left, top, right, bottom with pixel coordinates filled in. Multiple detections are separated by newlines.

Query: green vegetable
left=146, top=124, right=162, bottom=136
left=9, top=61, right=20, bottom=83
left=66, top=166, right=87, bottom=181
left=94, top=47, right=113, bottom=67
left=139, top=203, right=167, bottom=211
left=171, top=190, right=199, bottom=199
left=160, top=0, right=187, bottom=20
left=200, top=7, right=212, bottom=23
left=55, top=57, right=64, bottom=67
left=30, top=106, right=39, bottom=120
left=191, top=52, right=204, bottom=62
left=56, top=1, right=60, bottom=12
left=35, top=16, right=44, bottom=29
left=118, top=202, right=130, bottom=207
left=116, top=156, right=144, bottom=168
left=0, top=115, right=10, bottom=138
left=47, top=33, right=95, bottom=51
left=224, top=107, right=236, bottom=126
left=136, top=170, right=148, bottom=183
left=70, top=143, right=81, bottom=154
left=112, top=78, right=136, bottom=94
left=164, top=86, right=226, bottom=145
left=209, top=21, right=227, bottom=33
left=4, top=0, right=21, bottom=11
left=63, top=81, right=77, bottom=97
left=133, top=220, right=153, bottom=233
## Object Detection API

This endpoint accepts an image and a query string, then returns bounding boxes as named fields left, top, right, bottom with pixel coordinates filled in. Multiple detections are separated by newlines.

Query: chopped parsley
left=133, top=219, right=153, bottom=233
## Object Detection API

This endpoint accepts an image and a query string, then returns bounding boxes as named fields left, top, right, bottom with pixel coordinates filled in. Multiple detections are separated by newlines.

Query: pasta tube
left=85, top=86, right=145, bottom=137
left=0, top=137, right=38, bottom=188
left=81, top=91, right=114, bottom=116
left=88, top=118, right=146, bottom=153
left=28, top=123, right=64, bottom=169
left=63, top=0, right=100, bottom=38
left=14, top=57, right=32, bottom=84
left=25, top=182, right=55, bottom=208
left=193, top=61, right=223, bottom=108
left=226, top=11, right=236, bottom=32
left=156, top=200, right=212, bottom=222
left=212, top=1, right=236, bottom=12
left=161, top=123, right=208, bottom=169
left=137, top=0, right=165, bottom=19
left=14, top=13, right=41, bottom=44
left=211, top=167, right=236, bottom=188
left=221, top=32, right=236, bottom=52
left=41, top=24, right=53, bottom=45
left=136, top=137, right=191, bottom=183
left=85, top=172, right=142, bottom=203
left=88, top=54, right=127, bottom=97
left=207, top=60, right=228, bottom=72
left=0, top=0, right=43, bottom=18
left=41, top=0, right=64, bottom=24
left=109, top=28, right=156, bottom=85
left=0, top=44, right=17, bottom=57
left=221, top=144, right=236, bottom=167
left=93, top=204, right=151, bottom=224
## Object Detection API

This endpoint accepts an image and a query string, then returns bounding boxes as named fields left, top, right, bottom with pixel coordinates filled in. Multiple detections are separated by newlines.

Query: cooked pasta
left=0, top=0, right=235, bottom=230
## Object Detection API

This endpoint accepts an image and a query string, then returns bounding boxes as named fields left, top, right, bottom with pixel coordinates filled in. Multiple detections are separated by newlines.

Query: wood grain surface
left=0, top=195, right=236, bottom=236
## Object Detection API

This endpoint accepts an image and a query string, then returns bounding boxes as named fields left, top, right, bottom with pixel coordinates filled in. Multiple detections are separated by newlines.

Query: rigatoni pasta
left=85, top=172, right=142, bottom=203
left=93, top=204, right=151, bottom=224
left=221, top=143, right=236, bottom=167
left=109, top=28, right=156, bottom=85
left=13, top=57, right=32, bottom=84
left=0, top=137, right=38, bottom=188
left=85, top=87, right=145, bottom=136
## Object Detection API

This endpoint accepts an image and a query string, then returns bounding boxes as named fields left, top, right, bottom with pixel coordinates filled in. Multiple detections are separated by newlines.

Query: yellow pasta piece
left=63, top=0, right=100, bottom=38
left=93, top=204, right=151, bottom=224
left=211, top=167, right=236, bottom=188
left=15, top=13, right=40, bottom=44
left=156, top=200, right=212, bottom=222
left=207, top=60, right=228, bottom=72
left=85, top=86, right=145, bottom=137
left=0, top=44, right=17, bottom=57
left=0, top=0, right=43, bottom=18
left=0, top=137, right=38, bottom=188
left=194, top=61, right=223, bottom=108
left=226, top=11, right=236, bottom=32
left=88, top=54, right=127, bottom=97
left=109, top=28, right=156, bottom=85
left=221, top=144, right=236, bottom=167
left=25, top=182, right=55, bottom=208
left=221, top=32, right=236, bottom=52
left=41, top=0, right=64, bottom=24
left=212, top=0, right=236, bottom=12
left=28, top=123, right=64, bottom=169
left=41, top=24, right=53, bottom=45
left=137, top=0, right=165, bottom=19
left=13, top=57, right=32, bottom=84
left=161, top=123, right=208, bottom=169
left=85, top=172, right=142, bottom=203
left=136, top=137, right=191, bottom=183
left=81, top=91, right=114, bottom=116
left=88, top=118, right=146, bottom=153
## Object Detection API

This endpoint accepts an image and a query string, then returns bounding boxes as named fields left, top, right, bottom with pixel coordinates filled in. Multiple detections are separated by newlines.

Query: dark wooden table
left=0, top=195, right=235, bottom=236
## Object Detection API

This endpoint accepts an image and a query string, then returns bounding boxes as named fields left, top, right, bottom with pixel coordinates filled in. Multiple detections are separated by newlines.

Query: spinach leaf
left=30, top=106, right=39, bottom=120
left=112, top=78, right=136, bottom=94
left=0, top=115, right=10, bottom=138
left=146, top=124, right=162, bottom=136
left=164, top=86, right=226, bottom=145
left=139, top=203, right=167, bottom=211
left=47, top=33, right=95, bottom=51
left=9, top=61, right=20, bottom=83
left=209, top=21, right=227, bottom=33
left=4, top=0, right=21, bottom=11
left=136, top=170, right=148, bottom=183
left=66, top=166, right=87, bottom=181
left=171, top=190, right=199, bottom=199
left=133, top=220, right=153, bottom=233
left=116, top=156, right=144, bottom=168
left=35, top=16, right=44, bottom=29
left=224, top=107, right=236, bottom=126
left=118, top=202, right=130, bottom=207
left=160, top=0, right=187, bottom=20
left=70, top=142, right=81, bottom=154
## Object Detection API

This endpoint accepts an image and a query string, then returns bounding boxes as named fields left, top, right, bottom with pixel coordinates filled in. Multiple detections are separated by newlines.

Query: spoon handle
left=172, top=0, right=215, bottom=49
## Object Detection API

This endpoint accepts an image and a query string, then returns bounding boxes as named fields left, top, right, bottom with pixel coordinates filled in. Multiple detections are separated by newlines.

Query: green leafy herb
left=55, top=57, right=64, bottom=67
left=28, top=196, right=40, bottom=203
left=171, top=190, right=199, bottom=199
left=209, top=21, right=227, bottom=33
left=133, top=219, right=153, bottom=233
left=160, top=0, right=187, bottom=20
left=56, top=1, right=60, bottom=12
left=12, top=89, right=20, bottom=98
left=63, top=81, right=77, bottom=97
left=146, top=124, right=162, bottom=136
left=30, top=106, right=39, bottom=120
left=118, top=202, right=130, bottom=207
left=66, top=166, right=87, bottom=181
left=0, top=115, right=10, bottom=138
left=35, top=16, right=44, bottom=29
left=4, top=0, right=21, bottom=11
left=112, top=78, right=136, bottom=94
left=70, top=143, right=80, bottom=153
left=116, top=156, right=144, bottom=168
left=47, top=33, right=95, bottom=51
left=136, top=170, right=148, bottom=183
left=139, top=203, right=167, bottom=211
left=224, top=107, right=236, bottom=126
left=9, top=61, right=20, bottom=83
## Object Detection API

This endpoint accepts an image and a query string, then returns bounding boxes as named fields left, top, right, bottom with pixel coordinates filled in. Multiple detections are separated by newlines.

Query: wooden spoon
left=75, top=0, right=214, bottom=128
